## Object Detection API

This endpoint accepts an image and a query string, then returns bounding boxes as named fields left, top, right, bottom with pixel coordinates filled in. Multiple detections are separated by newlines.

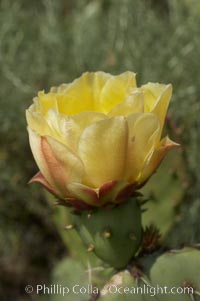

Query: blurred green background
left=1, top=0, right=200, bottom=300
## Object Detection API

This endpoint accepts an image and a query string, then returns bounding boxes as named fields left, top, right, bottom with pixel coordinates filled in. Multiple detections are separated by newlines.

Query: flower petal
left=37, top=91, right=58, bottom=115
left=28, top=127, right=56, bottom=189
left=66, top=183, right=98, bottom=206
left=26, top=106, right=51, bottom=136
left=108, top=91, right=144, bottom=117
left=91, top=71, right=112, bottom=108
left=59, top=111, right=107, bottom=151
left=77, top=117, right=128, bottom=187
left=141, top=83, right=167, bottom=112
left=99, top=180, right=135, bottom=205
left=28, top=127, right=84, bottom=197
left=99, top=71, right=137, bottom=113
left=141, top=83, right=172, bottom=138
left=126, top=113, right=160, bottom=182
left=138, top=136, right=179, bottom=185
left=44, top=135, right=84, bottom=184
left=29, top=171, right=59, bottom=197
left=56, top=72, right=96, bottom=115
left=152, top=84, right=172, bottom=139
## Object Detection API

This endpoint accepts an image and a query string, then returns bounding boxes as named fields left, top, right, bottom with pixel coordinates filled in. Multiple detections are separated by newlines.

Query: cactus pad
left=72, top=198, right=142, bottom=269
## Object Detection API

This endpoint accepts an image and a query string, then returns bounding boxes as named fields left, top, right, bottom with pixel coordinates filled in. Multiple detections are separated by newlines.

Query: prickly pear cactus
left=147, top=248, right=200, bottom=301
left=71, top=198, right=142, bottom=269
left=99, top=247, right=200, bottom=301
left=141, top=149, right=186, bottom=238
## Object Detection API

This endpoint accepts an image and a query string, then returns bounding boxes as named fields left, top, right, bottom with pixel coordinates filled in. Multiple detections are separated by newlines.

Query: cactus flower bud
left=26, top=72, right=178, bottom=209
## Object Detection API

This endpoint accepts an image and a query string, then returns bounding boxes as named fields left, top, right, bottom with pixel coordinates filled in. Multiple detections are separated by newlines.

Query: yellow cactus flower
left=26, top=71, right=178, bottom=209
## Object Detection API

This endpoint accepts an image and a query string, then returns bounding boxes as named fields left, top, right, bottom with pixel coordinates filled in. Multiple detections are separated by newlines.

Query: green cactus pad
left=72, top=198, right=142, bottom=269
left=99, top=248, right=200, bottom=301
left=141, top=149, right=185, bottom=237
left=149, top=248, right=200, bottom=301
